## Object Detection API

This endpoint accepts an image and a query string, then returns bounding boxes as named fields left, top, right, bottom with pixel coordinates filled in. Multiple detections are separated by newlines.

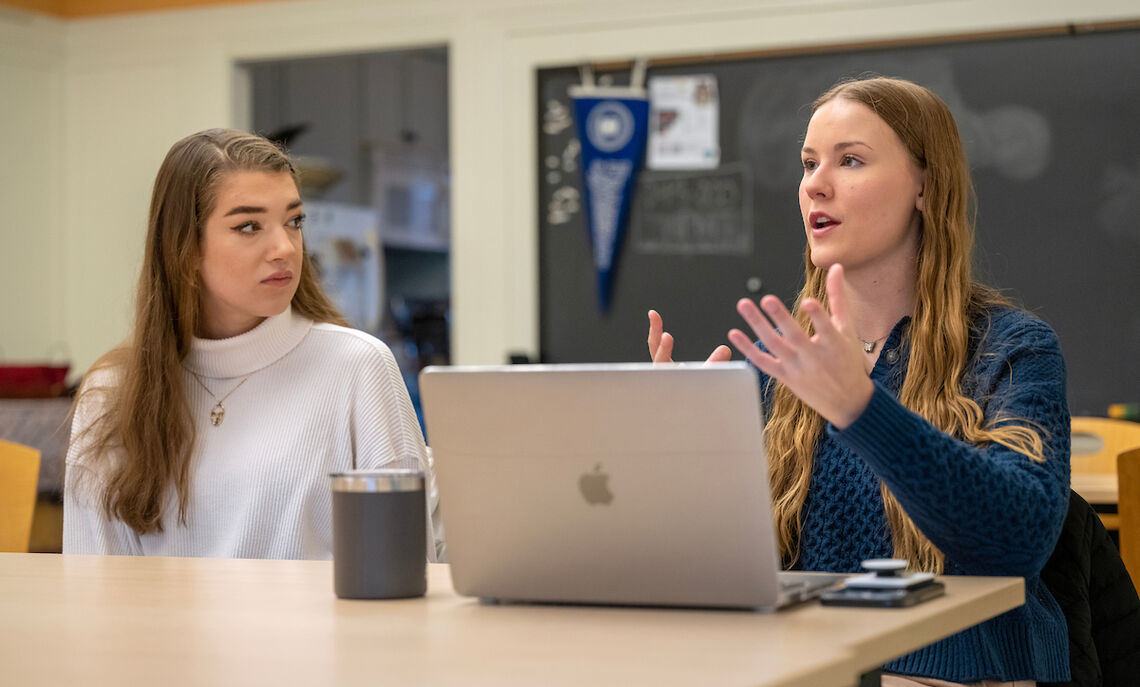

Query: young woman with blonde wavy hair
left=649, top=77, right=1070, bottom=685
left=64, top=129, right=444, bottom=561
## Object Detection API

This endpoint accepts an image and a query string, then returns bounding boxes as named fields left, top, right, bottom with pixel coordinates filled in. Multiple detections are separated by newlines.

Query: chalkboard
left=537, top=27, right=1140, bottom=415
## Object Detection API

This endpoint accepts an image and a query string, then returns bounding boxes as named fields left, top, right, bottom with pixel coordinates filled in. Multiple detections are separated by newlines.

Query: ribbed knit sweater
left=63, top=307, right=445, bottom=561
left=765, top=306, right=1071, bottom=682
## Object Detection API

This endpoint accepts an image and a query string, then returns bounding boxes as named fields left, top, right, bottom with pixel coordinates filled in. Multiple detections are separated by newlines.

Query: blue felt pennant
left=570, top=92, right=649, bottom=313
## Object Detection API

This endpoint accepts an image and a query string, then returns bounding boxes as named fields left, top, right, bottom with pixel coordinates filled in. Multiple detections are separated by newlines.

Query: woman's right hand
left=647, top=310, right=732, bottom=364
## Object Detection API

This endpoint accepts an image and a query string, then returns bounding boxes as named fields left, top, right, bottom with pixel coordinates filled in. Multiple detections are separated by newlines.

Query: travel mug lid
left=330, top=469, right=424, bottom=493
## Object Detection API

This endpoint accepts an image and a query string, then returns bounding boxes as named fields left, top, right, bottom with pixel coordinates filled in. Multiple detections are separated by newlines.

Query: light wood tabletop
left=0, top=554, right=1023, bottom=687
left=1072, top=473, right=1118, bottom=505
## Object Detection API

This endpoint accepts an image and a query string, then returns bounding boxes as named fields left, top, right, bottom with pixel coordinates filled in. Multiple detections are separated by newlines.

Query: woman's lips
left=261, top=272, right=293, bottom=286
left=811, top=223, right=840, bottom=238
left=808, top=212, right=840, bottom=237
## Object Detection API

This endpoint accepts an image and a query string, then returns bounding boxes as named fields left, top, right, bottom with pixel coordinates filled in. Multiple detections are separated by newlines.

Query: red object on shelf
left=0, top=365, right=70, bottom=398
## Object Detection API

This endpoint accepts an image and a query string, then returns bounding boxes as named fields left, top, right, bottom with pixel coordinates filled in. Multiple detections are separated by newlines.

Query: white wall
left=0, top=9, right=64, bottom=362
left=2, top=0, right=1137, bottom=376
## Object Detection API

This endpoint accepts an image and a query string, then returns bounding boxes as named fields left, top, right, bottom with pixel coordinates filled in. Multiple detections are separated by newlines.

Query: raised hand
left=648, top=310, right=731, bottom=364
left=725, top=264, right=873, bottom=428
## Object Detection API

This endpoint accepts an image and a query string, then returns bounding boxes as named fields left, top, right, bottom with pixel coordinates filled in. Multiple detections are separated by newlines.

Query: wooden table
left=0, top=554, right=1024, bottom=687
left=1072, top=473, right=1120, bottom=530
left=1072, top=473, right=1118, bottom=506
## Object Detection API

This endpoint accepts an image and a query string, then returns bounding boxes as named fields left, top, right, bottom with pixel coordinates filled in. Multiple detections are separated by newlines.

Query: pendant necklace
left=188, top=373, right=252, bottom=427
left=859, top=332, right=891, bottom=353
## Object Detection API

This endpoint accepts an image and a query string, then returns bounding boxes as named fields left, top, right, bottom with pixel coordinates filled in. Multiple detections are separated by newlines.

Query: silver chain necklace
left=187, top=372, right=252, bottom=427
left=859, top=332, right=891, bottom=353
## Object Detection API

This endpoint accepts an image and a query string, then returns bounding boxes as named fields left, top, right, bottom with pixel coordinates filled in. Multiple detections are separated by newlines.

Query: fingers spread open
left=727, top=329, right=777, bottom=374
left=653, top=332, right=675, bottom=364
left=647, top=310, right=663, bottom=358
left=801, top=298, right=836, bottom=340
left=824, top=264, right=849, bottom=330
left=758, top=295, right=810, bottom=347
left=735, top=298, right=789, bottom=360
left=706, top=345, right=732, bottom=363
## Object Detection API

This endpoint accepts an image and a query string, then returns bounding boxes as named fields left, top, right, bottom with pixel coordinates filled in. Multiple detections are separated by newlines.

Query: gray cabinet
left=249, top=48, right=449, bottom=250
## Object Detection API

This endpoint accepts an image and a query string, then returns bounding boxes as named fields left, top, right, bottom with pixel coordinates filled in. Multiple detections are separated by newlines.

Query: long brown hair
left=76, top=129, right=346, bottom=534
left=765, top=77, right=1044, bottom=572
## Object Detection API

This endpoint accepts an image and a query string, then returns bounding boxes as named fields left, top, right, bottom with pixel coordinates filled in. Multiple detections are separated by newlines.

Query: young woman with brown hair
left=649, top=77, right=1070, bottom=685
left=64, top=129, right=443, bottom=561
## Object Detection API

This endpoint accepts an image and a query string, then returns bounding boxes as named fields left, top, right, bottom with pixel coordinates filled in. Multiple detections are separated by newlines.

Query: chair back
left=0, top=439, right=41, bottom=552
left=1071, top=416, right=1140, bottom=475
left=1041, top=490, right=1140, bottom=684
left=1118, top=447, right=1140, bottom=589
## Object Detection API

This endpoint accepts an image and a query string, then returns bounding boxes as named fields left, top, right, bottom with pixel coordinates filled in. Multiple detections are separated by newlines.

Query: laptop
left=418, top=362, right=845, bottom=611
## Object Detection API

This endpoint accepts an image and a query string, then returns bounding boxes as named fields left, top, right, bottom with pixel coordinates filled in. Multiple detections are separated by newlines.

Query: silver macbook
left=418, top=362, right=844, bottom=611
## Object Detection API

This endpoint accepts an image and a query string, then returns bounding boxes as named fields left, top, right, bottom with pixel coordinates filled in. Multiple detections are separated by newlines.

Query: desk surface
left=0, top=554, right=1023, bottom=687
left=1072, top=473, right=1118, bottom=505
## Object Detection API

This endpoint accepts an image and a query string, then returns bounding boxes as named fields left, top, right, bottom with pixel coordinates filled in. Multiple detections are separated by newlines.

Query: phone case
left=819, top=580, right=946, bottom=608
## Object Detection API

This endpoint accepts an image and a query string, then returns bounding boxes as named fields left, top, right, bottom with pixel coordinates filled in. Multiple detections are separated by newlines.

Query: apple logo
left=579, top=463, right=614, bottom=505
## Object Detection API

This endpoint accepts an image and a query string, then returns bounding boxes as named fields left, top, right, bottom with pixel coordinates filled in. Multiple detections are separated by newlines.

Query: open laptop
left=418, top=362, right=845, bottom=611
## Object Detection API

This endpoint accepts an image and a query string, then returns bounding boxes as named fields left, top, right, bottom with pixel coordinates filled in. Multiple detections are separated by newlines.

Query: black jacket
left=1040, top=490, right=1140, bottom=686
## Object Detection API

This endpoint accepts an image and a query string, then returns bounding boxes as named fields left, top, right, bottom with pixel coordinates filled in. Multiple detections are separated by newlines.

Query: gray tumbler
left=330, top=469, right=427, bottom=599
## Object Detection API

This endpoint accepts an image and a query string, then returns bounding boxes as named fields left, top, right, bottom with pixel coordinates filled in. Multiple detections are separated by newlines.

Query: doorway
left=242, top=47, right=450, bottom=428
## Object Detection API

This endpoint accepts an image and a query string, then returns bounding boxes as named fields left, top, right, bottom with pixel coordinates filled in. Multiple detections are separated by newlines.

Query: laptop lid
left=420, top=362, right=796, bottom=610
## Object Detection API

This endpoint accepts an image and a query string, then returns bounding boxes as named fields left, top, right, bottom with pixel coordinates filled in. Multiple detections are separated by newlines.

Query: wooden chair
left=0, top=439, right=41, bottom=552
left=1117, top=447, right=1140, bottom=590
left=1070, top=416, right=1140, bottom=530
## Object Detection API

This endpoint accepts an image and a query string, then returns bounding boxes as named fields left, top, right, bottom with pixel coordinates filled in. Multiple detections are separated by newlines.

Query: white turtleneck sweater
left=63, top=308, right=445, bottom=561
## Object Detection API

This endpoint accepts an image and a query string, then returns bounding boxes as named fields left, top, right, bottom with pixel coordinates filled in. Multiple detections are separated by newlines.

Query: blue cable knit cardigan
left=760, top=306, right=1071, bottom=682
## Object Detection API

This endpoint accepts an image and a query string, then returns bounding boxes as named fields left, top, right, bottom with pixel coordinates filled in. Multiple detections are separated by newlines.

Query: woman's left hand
left=727, top=263, right=874, bottom=429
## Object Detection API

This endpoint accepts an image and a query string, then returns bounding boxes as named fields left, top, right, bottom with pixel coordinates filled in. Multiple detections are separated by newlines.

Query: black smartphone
left=819, top=580, right=945, bottom=608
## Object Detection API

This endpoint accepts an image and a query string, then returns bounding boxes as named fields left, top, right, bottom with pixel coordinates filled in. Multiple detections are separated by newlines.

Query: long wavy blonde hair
left=765, top=77, right=1044, bottom=573
left=76, top=129, right=346, bottom=534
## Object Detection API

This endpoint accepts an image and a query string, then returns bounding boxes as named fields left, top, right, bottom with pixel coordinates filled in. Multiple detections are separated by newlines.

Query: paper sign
left=648, top=74, right=720, bottom=170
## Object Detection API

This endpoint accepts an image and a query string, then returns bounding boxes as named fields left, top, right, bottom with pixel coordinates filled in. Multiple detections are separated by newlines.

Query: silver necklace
left=859, top=332, right=891, bottom=353
left=187, top=372, right=252, bottom=427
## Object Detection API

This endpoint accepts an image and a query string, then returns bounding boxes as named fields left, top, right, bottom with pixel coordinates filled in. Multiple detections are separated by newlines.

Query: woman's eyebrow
left=223, top=199, right=302, bottom=216
left=801, top=141, right=872, bottom=155
left=223, top=205, right=265, bottom=217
